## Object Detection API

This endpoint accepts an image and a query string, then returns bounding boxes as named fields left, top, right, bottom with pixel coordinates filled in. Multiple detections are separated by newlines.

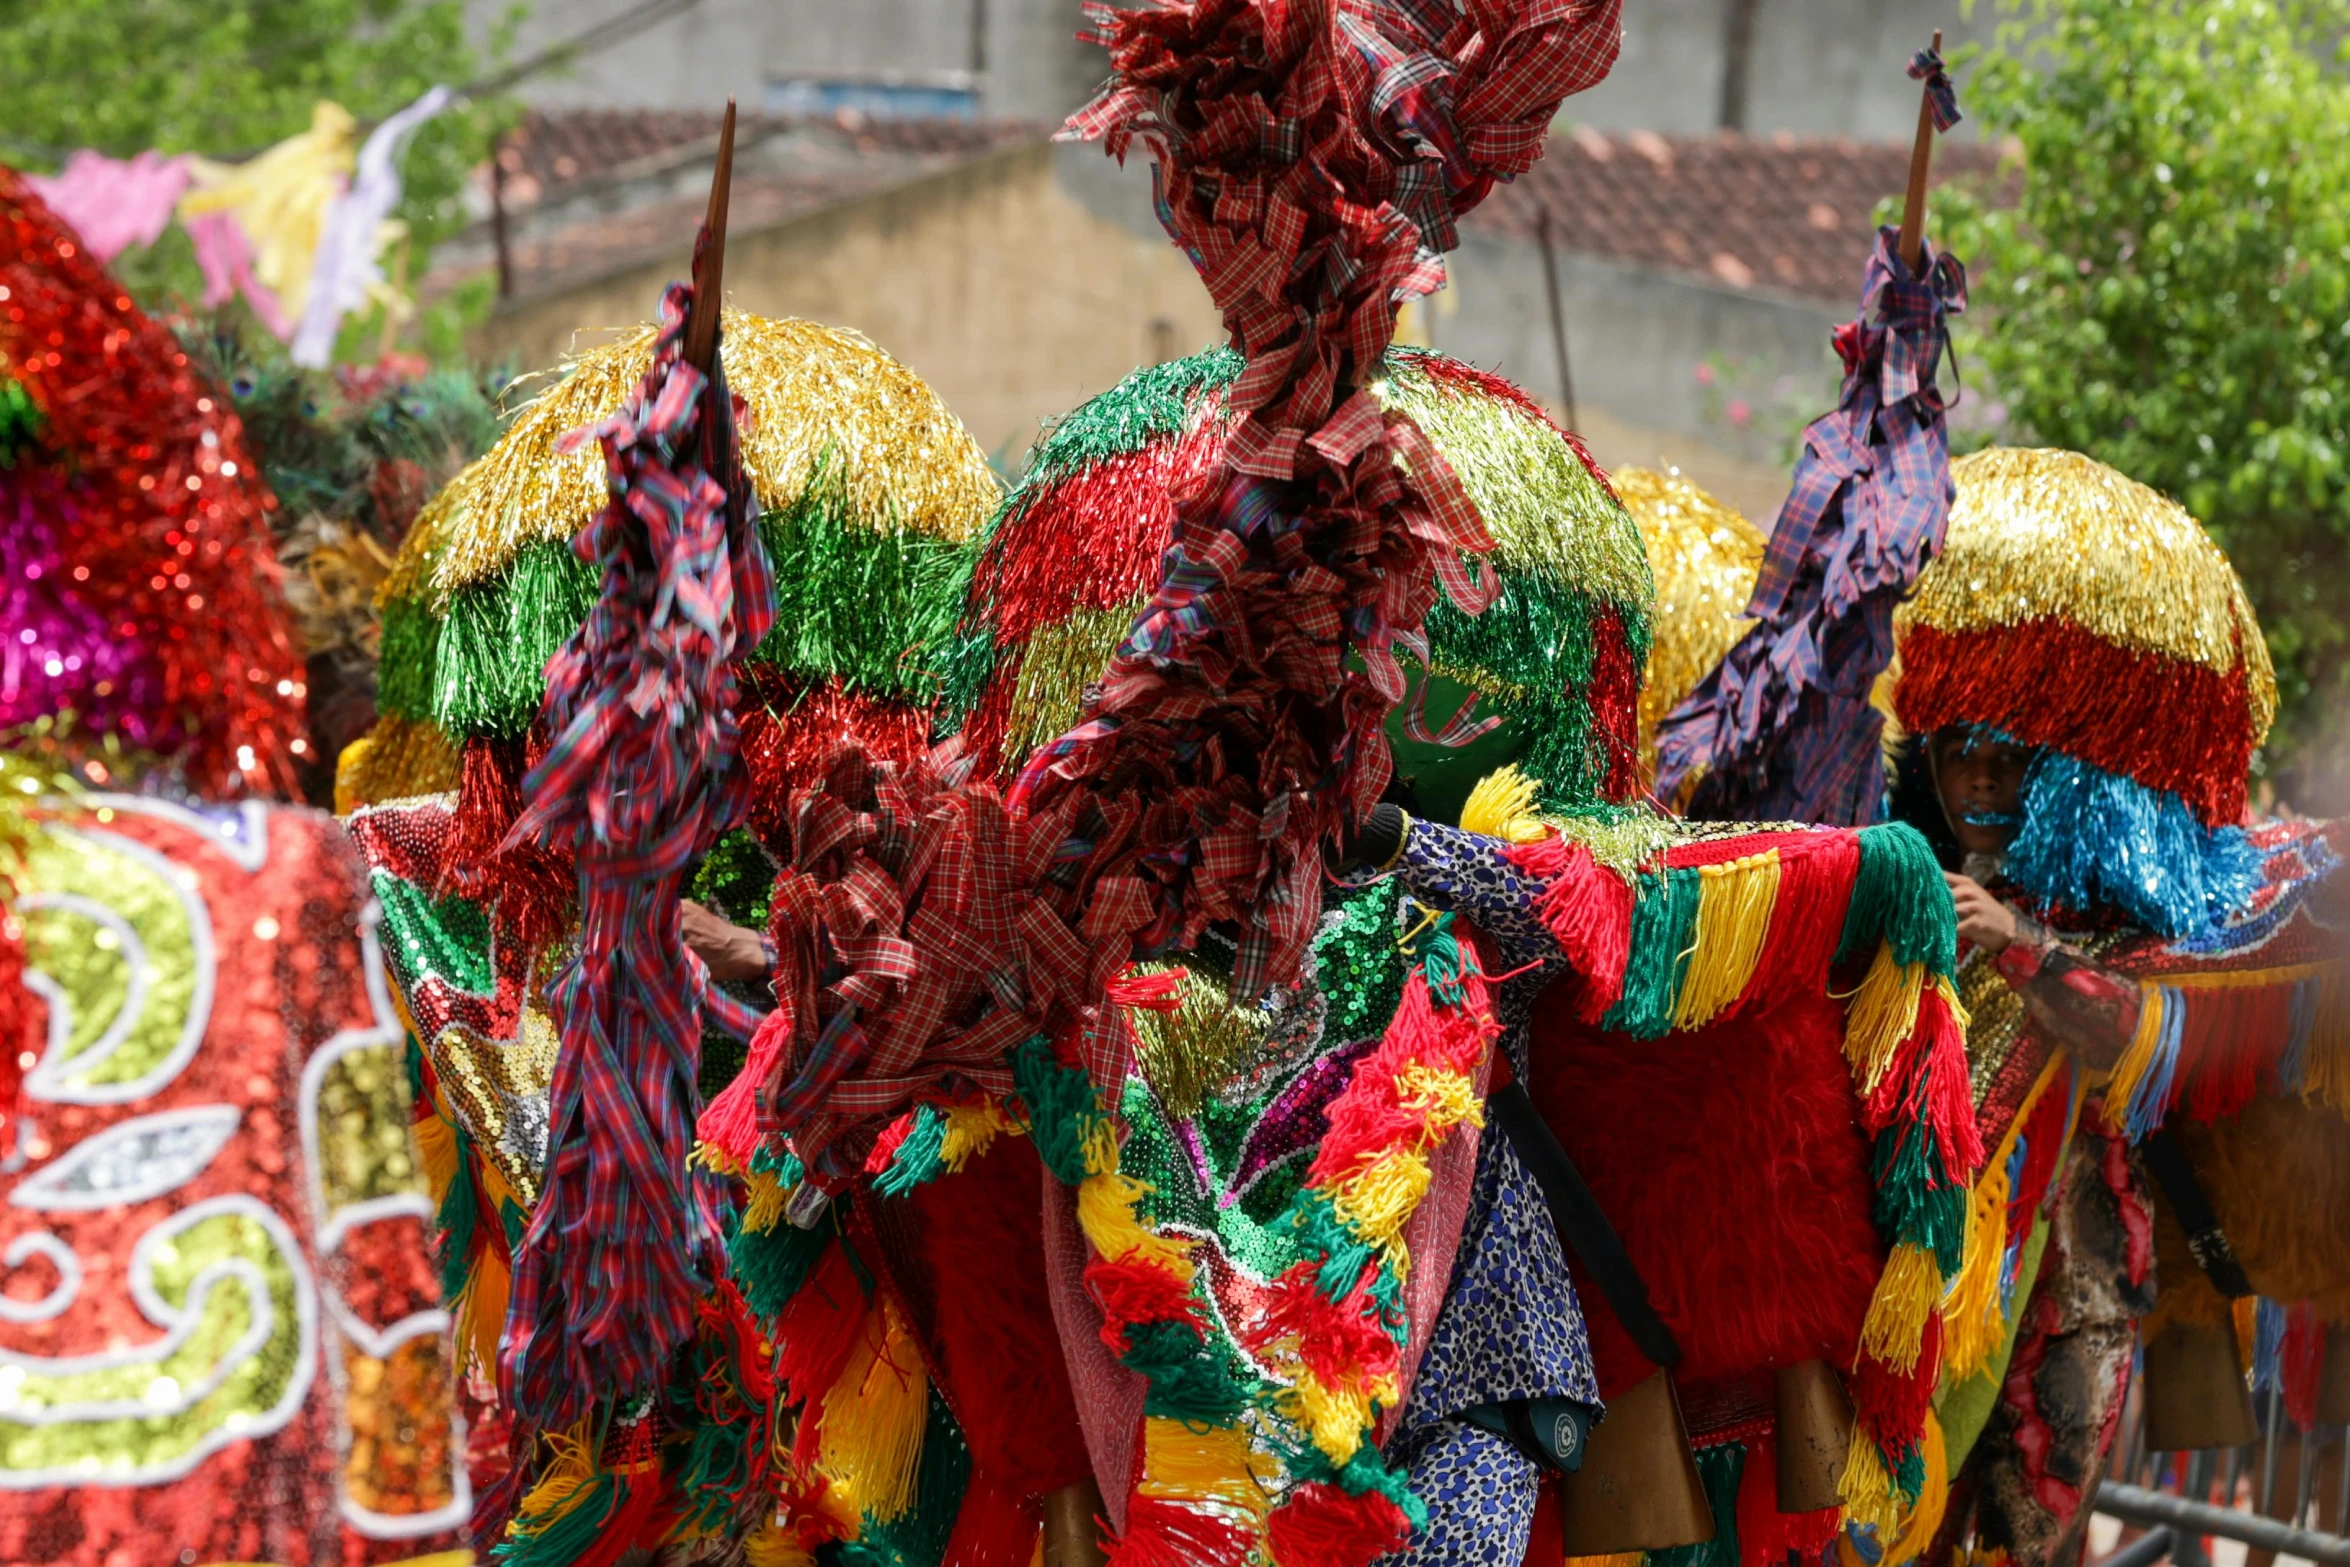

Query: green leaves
left=1, top=0, right=515, bottom=323
left=1937, top=0, right=2350, bottom=782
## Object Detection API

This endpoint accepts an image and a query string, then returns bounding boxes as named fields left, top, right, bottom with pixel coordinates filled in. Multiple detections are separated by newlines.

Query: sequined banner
left=0, top=796, right=465, bottom=1565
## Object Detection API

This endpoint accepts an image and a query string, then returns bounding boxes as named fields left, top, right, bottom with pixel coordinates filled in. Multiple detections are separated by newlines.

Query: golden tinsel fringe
left=1130, top=960, right=1271, bottom=1119
left=337, top=712, right=462, bottom=814
left=1611, top=465, right=1763, bottom=763
left=1904, top=447, right=2275, bottom=737
left=427, top=311, right=999, bottom=605
left=1374, top=359, right=1655, bottom=615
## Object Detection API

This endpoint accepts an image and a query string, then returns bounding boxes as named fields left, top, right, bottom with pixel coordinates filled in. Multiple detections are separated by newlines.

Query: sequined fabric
left=1, top=797, right=465, bottom=1565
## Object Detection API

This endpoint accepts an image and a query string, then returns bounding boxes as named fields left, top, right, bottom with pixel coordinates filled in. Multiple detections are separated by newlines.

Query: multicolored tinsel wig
left=1891, top=446, right=2276, bottom=937
left=1842, top=448, right=2348, bottom=1567
left=1611, top=466, right=1764, bottom=783
left=945, top=346, right=1654, bottom=817
left=1, top=166, right=307, bottom=795
left=339, top=307, right=995, bottom=833
left=339, top=306, right=996, bottom=1559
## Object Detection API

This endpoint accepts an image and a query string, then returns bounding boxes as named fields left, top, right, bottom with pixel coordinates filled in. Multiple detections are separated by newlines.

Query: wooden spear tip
left=682, top=97, right=736, bottom=374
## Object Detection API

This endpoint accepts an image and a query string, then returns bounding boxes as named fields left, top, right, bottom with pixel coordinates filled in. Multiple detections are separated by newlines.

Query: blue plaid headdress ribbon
left=1654, top=226, right=1967, bottom=824
left=1908, top=45, right=1964, bottom=133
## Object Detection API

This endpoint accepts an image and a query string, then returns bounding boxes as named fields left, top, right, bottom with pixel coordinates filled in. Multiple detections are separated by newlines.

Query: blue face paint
left=1962, top=810, right=2024, bottom=829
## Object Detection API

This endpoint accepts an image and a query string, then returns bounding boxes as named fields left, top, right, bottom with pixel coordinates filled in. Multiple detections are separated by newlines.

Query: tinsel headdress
left=1, top=166, right=305, bottom=794
left=343, top=308, right=998, bottom=864
left=1892, top=446, right=2276, bottom=935
left=948, top=346, right=1656, bottom=809
left=1610, top=465, right=1764, bottom=780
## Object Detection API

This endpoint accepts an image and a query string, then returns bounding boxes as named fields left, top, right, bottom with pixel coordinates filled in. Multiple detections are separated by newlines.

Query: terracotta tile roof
left=1472, top=128, right=2007, bottom=305
left=489, top=107, right=1046, bottom=209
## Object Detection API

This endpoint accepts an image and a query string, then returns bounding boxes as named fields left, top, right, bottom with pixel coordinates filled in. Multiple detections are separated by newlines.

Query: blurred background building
left=451, top=0, right=2000, bottom=514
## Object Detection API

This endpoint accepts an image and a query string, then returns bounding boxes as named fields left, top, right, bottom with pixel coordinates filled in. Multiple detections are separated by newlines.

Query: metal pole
left=2098, top=1481, right=2350, bottom=1566
left=1537, top=207, right=1578, bottom=430
left=2299, top=1429, right=2321, bottom=1528
left=2172, top=1453, right=2212, bottom=1567
left=490, top=132, right=515, bottom=300
left=2091, top=1526, right=2175, bottom=1567
left=2262, top=1388, right=2286, bottom=1514
left=2334, top=1429, right=2350, bottom=1535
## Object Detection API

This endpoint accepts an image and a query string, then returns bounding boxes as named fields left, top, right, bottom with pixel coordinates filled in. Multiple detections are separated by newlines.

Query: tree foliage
left=1937, top=0, right=2350, bottom=794
left=0, top=0, right=513, bottom=279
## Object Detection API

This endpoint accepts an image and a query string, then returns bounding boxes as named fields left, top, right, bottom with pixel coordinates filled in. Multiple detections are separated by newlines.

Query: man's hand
left=681, top=899, right=769, bottom=981
left=1944, top=872, right=2019, bottom=953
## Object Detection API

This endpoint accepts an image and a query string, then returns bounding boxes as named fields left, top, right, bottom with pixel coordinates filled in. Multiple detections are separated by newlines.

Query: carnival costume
left=0, top=167, right=467, bottom=1564
left=339, top=281, right=1003, bottom=1561
left=1660, top=422, right=2347, bottom=1566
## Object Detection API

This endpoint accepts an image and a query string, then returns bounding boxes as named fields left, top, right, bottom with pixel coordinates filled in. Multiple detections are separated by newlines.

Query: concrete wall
left=480, top=0, right=1988, bottom=137
left=1574, top=0, right=1992, bottom=138
left=472, top=143, right=1226, bottom=464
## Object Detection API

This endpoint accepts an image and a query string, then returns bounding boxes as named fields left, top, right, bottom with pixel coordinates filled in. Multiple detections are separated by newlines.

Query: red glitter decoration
left=1894, top=620, right=2258, bottom=827
left=0, top=167, right=304, bottom=796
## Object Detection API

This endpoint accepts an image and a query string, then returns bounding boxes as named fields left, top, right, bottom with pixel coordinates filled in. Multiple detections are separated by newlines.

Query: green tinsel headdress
left=943, top=346, right=1656, bottom=821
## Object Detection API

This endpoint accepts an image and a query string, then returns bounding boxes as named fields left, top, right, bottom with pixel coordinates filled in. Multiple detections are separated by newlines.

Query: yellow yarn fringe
left=1562, top=1554, right=1646, bottom=1567
left=1860, top=1243, right=1942, bottom=1375
left=1673, top=850, right=1783, bottom=1029
left=1943, top=1054, right=2068, bottom=1379
left=1277, top=1360, right=1402, bottom=1470
left=1878, top=1413, right=1950, bottom=1567
left=1137, top=1416, right=1270, bottom=1524
left=1461, top=765, right=1549, bottom=842
left=1329, top=1147, right=1435, bottom=1276
left=1846, top=946, right=1926, bottom=1094
left=510, top=1419, right=603, bottom=1534
left=815, top=1296, right=928, bottom=1523
left=2234, top=1297, right=2260, bottom=1376
left=1394, top=1063, right=1486, bottom=1138
left=938, top=1100, right=1023, bottom=1173
left=744, top=1515, right=821, bottom=1567
left=690, top=1139, right=748, bottom=1178
left=741, top=1165, right=791, bottom=1235
left=1078, top=1167, right=1194, bottom=1277
left=1837, top=1426, right=1901, bottom=1533
left=2101, top=985, right=2168, bottom=1131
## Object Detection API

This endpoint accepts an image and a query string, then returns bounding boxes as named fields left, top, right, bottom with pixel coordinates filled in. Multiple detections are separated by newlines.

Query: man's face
left=1930, top=726, right=2034, bottom=857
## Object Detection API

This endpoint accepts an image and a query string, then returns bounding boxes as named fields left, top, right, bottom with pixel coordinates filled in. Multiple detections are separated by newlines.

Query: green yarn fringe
left=488, top=1440, right=622, bottom=1567
left=1837, top=823, right=1958, bottom=974
left=872, top=1104, right=949, bottom=1198
left=836, top=1388, right=972, bottom=1567
left=1873, top=1123, right=1969, bottom=1276
left=1011, top=1036, right=1104, bottom=1187
left=728, top=1205, right=833, bottom=1320
left=1604, top=866, right=1704, bottom=1038
left=1647, top=1440, right=1746, bottom=1567
left=1120, top=1318, right=1257, bottom=1426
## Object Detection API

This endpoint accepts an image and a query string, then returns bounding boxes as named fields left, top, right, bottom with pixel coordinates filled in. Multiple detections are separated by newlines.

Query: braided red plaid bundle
left=499, top=280, right=775, bottom=1429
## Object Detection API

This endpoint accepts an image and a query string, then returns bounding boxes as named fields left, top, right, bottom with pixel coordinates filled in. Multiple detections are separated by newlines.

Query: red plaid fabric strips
left=497, top=281, right=775, bottom=1430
